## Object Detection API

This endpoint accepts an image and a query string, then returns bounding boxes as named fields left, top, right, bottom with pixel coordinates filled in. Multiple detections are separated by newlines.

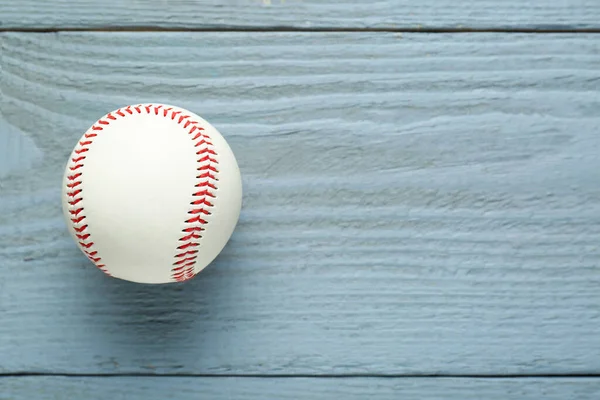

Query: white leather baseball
left=62, top=104, right=242, bottom=284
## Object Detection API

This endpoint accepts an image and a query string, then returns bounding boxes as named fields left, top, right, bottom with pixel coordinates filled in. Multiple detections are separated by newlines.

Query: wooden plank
left=0, top=114, right=42, bottom=179
left=1, top=32, right=600, bottom=375
left=3, top=377, right=600, bottom=400
left=1, top=0, right=599, bottom=30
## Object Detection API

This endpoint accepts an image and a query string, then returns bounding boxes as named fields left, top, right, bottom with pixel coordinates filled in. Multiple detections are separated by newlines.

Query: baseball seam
left=65, top=104, right=219, bottom=282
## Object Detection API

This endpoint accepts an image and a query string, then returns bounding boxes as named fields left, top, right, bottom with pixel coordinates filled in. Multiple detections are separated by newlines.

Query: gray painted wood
left=0, top=114, right=42, bottom=179
left=1, top=0, right=599, bottom=30
left=1, top=32, right=600, bottom=376
left=4, top=377, right=600, bottom=400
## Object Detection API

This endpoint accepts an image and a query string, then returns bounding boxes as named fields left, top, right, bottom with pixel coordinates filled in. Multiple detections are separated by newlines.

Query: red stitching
left=175, top=249, right=199, bottom=257
left=197, top=148, right=217, bottom=155
left=188, top=208, right=210, bottom=215
left=67, top=181, right=82, bottom=189
left=191, top=198, right=213, bottom=206
left=185, top=216, right=208, bottom=224
left=172, top=265, right=190, bottom=272
left=198, top=156, right=218, bottom=164
left=192, top=189, right=216, bottom=198
left=172, top=113, right=217, bottom=282
left=194, top=139, right=212, bottom=146
left=183, top=226, right=204, bottom=232
left=197, top=172, right=217, bottom=179
left=197, top=165, right=218, bottom=173
left=191, top=131, right=206, bottom=141
left=180, top=233, right=201, bottom=241
left=65, top=104, right=218, bottom=282
left=177, top=242, right=199, bottom=251
left=195, top=142, right=213, bottom=150
left=74, top=225, right=88, bottom=233
left=174, top=256, right=197, bottom=265
left=195, top=182, right=217, bottom=190
left=67, top=189, right=82, bottom=197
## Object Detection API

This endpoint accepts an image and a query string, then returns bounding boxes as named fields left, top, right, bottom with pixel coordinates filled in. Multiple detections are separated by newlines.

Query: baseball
left=62, top=104, right=242, bottom=284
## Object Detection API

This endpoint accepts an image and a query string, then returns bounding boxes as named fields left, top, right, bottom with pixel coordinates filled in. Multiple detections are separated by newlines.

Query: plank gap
left=2, top=26, right=600, bottom=33
left=3, top=373, right=600, bottom=379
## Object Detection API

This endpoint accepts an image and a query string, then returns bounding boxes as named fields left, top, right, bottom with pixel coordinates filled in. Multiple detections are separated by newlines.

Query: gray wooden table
left=2, top=1, right=600, bottom=399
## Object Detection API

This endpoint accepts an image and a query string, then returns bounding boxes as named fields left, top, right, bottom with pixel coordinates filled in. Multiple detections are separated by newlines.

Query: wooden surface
left=2, top=31, right=600, bottom=374
left=4, top=377, right=600, bottom=400
left=0, top=114, right=41, bottom=179
left=2, top=2, right=600, bottom=399
left=2, top=0, right=600, bottom=30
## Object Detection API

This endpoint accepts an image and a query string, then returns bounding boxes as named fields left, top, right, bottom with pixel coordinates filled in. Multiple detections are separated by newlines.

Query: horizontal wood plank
left=3, top=377, right=600, bottom=400
left=0, top=113, right=41, bottom=179
left=1, top=32, right=600, bottom=375
left=1, top=0, right=599, bottom=30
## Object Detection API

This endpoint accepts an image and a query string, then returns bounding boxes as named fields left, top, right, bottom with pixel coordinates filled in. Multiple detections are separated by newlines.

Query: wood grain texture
left=0, top=113, right=42, bottom=179
left=1, top=0, right=600, bottom=30
left=1, top=32, right=600, bottom=376
left=3, top=377, right=600, bottom=400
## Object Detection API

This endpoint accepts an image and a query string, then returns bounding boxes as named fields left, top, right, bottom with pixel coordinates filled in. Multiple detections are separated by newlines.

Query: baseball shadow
left=76, top=235, right=243, bottom=369
left=112, top=252, right=235, bottom=329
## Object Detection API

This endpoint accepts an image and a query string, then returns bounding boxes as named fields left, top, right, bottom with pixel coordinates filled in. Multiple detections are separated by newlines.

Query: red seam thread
left=172, top=112, right=218, bottom=282
left=66, top=104, right=218, bottom=281
left=67, top=122, right=110, bottom=275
